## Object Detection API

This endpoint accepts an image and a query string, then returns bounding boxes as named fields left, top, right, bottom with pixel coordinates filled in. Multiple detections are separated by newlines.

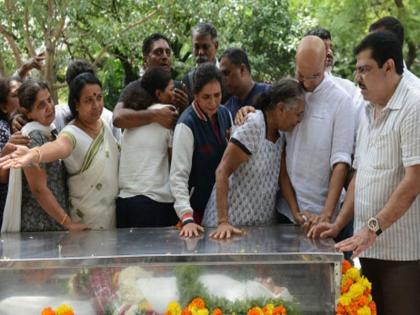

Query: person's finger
left=338, top=242, right=357, bottom=252
left=197, top=225, right=204, bottom=232
left=335, top=236, right=355, bottom=248
left=217, top=230, right=224, bottom=239
left=320, top=229, right=334, bottom=239
left=226, top=230, right=231, bottom=239
left=233, top=227, right=242, bottom=234
left=307, top=226, right=317, bottom=239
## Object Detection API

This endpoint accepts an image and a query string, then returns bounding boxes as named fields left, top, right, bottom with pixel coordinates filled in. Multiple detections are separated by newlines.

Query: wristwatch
left=367, top=217, right=382, bottom=236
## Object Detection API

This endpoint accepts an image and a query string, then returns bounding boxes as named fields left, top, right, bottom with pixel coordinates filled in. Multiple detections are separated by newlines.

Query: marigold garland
left=336, top=260, right=376, bottom=315
left=40, top=304, right=74, bottom=315
left=165, top=299, right=287, bottom=315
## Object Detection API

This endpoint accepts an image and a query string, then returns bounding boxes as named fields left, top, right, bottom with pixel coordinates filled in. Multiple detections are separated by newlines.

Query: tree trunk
left=45, top=42, right=58, bottom=104
left=111, top=48, right=139, bottom=86
left=0, top=52, right=6, bottom=77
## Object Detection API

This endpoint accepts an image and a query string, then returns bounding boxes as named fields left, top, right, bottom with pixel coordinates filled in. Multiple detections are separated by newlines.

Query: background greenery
left=0, top=0, right=418, bottom=107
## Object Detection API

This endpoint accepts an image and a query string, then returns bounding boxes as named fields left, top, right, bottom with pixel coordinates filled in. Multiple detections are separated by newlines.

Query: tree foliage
left=0, top=0, right=418, bottom=107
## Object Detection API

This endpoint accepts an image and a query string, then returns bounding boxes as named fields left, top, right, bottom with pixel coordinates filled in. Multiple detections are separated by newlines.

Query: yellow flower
left=346, top=268, right=361, bottom=281
left=358, top=276, right=372, bottom=290
left=263, top=303, right=274, bottom=315
left=356, top=305, right=372, bottom=315
left=338, top=295, right=352, bottom=306
left=167, top=301, right=182, bottom=315
left=55, top=304, right=74, bottom=315
left=197, top=309, right=209, bottom=315
left=348, top=282, right=365, bottom=299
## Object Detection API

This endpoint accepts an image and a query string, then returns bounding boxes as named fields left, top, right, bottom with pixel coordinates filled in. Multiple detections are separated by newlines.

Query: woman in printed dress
left=202, top=78, right=305, bottom=239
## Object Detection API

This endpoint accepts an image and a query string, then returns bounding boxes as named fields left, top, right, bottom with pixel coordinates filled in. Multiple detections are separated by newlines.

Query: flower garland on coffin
left=336, top=260, right=377, bottom=315
left=165, top=297, right=288, bottom=315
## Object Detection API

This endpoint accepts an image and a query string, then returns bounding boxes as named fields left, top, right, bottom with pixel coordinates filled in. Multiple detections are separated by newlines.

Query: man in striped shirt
left=309, top=31, right=420, bottom=314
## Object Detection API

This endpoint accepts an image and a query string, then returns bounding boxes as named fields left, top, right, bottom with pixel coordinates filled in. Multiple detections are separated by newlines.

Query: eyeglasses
left=295, top=72, right=322, bottom=82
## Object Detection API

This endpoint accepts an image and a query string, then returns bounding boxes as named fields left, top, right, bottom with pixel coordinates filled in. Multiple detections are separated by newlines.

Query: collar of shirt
left=365, top=76, right=406, bottom=123
left=192, top=101, right=208, bottom=121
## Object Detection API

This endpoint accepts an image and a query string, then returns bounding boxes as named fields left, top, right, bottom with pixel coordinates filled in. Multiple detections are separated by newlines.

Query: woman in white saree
left=0, top=73, right=119, bottom=230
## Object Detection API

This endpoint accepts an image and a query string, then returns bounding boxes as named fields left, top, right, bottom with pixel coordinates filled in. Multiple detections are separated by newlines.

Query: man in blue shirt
left=220, top=48, right=271, bottom=118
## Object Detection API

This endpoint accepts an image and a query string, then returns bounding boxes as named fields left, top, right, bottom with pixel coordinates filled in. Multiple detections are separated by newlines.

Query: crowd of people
left=0, top=16, right=419, bottom=315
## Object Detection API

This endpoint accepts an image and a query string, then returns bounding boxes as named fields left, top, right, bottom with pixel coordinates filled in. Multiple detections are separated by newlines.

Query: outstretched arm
left=0, top=135, right=73, bottom=169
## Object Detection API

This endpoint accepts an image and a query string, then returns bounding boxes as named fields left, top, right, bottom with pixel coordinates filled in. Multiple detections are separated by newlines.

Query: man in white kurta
left=277, top=36, right=355, bottom=230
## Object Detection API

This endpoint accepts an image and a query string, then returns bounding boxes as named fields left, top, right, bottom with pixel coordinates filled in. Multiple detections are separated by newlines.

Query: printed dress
left=202, top=110, right=283, bottom=227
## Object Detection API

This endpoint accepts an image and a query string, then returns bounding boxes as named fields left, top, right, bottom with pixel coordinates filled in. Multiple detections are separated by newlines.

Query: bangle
left=32, top=147, right=42, bottom=164
left=60, top=214, right=69, bottom=226
left=183, top=218, right=194, bottom=226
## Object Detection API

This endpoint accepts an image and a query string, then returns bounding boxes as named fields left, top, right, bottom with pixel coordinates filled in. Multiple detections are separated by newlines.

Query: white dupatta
left=1, top=122, right=56, bottom=232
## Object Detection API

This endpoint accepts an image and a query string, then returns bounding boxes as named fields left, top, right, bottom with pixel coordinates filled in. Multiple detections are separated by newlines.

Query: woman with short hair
left=202, top=78, right=305, bottom=239
left=170, top=63, right=232, bottom=237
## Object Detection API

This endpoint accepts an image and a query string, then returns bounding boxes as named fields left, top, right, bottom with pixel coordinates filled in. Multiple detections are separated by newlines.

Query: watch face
left=368, top=217, right=379, bottom=232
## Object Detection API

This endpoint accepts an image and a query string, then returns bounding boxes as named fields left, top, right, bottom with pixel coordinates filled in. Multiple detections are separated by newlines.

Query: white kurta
left=278, top=75, right=355, bottom=221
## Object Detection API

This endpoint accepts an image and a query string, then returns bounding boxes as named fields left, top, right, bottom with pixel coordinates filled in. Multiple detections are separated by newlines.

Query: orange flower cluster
left=247, top=304, right=287, bottom=315
left=164, top=299, right=287, bottom=315
left=336, top=260, right=377, bottom=315
left=165, top=298, right=208, bottom=315
left=41, top=304, right=74, bottom=315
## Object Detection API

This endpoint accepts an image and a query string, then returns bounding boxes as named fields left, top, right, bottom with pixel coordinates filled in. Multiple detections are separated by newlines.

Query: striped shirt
left=353, top=76, right=420, bottom=261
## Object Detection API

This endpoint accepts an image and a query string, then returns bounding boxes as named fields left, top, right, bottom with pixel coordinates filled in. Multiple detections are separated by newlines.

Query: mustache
left=358, top=82, right=366, bottom=89
left=196, top=56, right=210, bottom=64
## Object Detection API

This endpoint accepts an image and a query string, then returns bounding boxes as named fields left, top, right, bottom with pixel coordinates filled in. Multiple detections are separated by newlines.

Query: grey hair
left=192, top=22, right=218, bottom=41
left=254, top=78, right=304, bottom=112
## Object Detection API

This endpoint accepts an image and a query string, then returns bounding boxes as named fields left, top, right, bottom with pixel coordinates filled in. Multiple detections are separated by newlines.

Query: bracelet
left=32, top=147, right=43, bottom=164
left=182, top=218, right=194, bottom=226
left=60, top=214, right=69, bottom=226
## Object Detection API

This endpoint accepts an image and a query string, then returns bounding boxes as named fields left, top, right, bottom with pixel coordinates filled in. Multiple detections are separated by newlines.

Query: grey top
left=202, top=110, right=283, bottom=227
left=20, top=130, right=69, bottom=232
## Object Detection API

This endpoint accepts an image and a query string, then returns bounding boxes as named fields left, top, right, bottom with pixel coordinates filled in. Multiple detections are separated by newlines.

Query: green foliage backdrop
left=0, top=0, right=418, bottom=107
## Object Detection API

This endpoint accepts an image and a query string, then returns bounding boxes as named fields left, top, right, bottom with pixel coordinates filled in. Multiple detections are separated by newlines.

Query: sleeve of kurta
left=230, top=113, right=262, bottom=155
left=170, top=123, right=195, bottom=221
left=330, top=95, right=355, bottom=169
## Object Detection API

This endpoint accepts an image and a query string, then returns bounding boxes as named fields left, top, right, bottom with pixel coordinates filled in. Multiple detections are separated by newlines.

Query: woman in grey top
left=6, top=79, right=88, bottom=232
left=202, top=78, right=305, bottom=239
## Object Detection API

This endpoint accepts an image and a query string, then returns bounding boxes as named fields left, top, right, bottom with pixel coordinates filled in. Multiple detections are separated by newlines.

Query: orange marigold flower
left=357, top=295, right=368, bottom=307
left=342, top=260, right=352, bottom=274
left=247, top=307, right=263, bottom=315
left=212, top=308, right=223, bottom=315
left=336, top=303, right=346, bottom=314
left=341, top=278, right=353, bottom=294
left=41, top=307, right=56, bottom=315
left=182, top=309, right=192, bottom=315
left=190, top=297, right=205, bottom=309
left=369, top=301, right=377, bottom=315
left=273, top=305, right=286, bottom=315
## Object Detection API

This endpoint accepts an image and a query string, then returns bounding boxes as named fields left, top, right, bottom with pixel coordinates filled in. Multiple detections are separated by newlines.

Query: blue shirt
left=224, top=82, right=271, bottom=118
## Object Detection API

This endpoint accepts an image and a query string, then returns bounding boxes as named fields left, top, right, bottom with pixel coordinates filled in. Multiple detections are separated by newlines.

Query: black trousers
left=116, top=195, right=178, bottom=228
left=360, top=258, right=420, bottom=315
